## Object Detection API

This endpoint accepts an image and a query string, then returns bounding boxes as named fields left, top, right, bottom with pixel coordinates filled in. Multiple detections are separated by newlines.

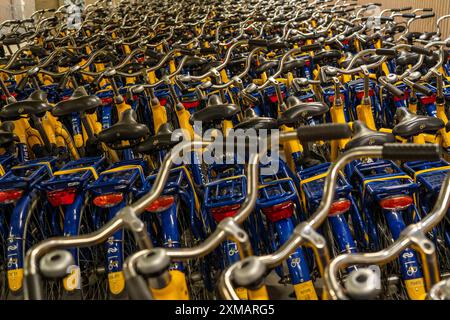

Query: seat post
left=31, top=114, right=53, bottom=154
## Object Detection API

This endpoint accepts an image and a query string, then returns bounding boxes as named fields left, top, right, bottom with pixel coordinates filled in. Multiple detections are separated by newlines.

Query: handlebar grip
left=410, top=46, right=433, bottom=56
left=380, top=17, right=394, bottom=22
left=254, top=17, right=267, bottom=22
left=384, top=83, right=404, bottom=97
left=297, top=123, right=352, bottom=142
left=295, top=15, right=309, bottom=22
left=400, top=7, right=413, bottom=11
left=341, top=20, right=355, bottom=27
left=375, top=48, right=397, bottom=56
left=248, top=39, right=268, bottom=47
left=446, top=40, right=450, bottom=48
left=178, top=48, right=195, bottom=56
left=346, top=25, right=363, bottom=36
left=423, top=8, right=433, bottom=12
left=199, top=47, right=217, bottom=55
left=301, top=43, right=323, bottom=52
left=402, top=13, right=416, bottom=19
left=420, top=13, right=435, bottom=19
left=382, top=143, right=441, bottom=161
left=267, top=41, right=289, bottom=50
left=412, top=83, right=433, bottom=96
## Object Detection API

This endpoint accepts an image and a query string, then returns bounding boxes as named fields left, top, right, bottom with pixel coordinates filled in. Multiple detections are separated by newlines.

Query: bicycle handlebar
left=220, top=143, right=440, bottom=300
left=325, top=166, right=449, bottom=300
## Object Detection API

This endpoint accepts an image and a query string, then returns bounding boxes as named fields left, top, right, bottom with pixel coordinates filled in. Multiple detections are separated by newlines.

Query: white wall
left=0, top=0, right=36, bottom=20
left=357, top=0, right=449, bottom=38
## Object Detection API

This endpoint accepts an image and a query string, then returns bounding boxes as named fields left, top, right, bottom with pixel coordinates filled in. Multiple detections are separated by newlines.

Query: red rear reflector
left=47, top=188, right=77, bottom=207
left=101, top=97, right=113, bottom=105
left=380, top=195, right=413, bottom=211
left=393, top=92, right=408, bottom=101
left=211, top=204, right=241, bottom=222
left=93, top=193, right=124, bottom=208
left=356, top=89, right=374, bottom=100
left=305, top=97, right=315, bottom=102
left=182, top=100, right=201, bottom=109
left=159, top=98, right=167, bottom=106
left=262, top=201, right=294, bottom=222
left=146, top=195, right=175, bottom=213
left=268, top=93, right=285, bottom=103
left=420, top=95, right=436, bottom=105
left=328, top=94, right=345, bottom=103
left=0, top=189, right=23, bottom=204
left=329, top=199, right=351, bottom=216
left=1, top=93, right=17, bottom=100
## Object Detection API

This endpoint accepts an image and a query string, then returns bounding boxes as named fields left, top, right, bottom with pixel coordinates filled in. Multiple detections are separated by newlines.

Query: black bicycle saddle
left=0, top=90, right=52, bottom=120
left=52, top=87, right=102, bottom=117
left=255, top=57, right=279, bottom=74
left=234, top=108, right=278, bottom=131
left=393, top=107, right=444, bottom=137
left=312, top=50, right=342, bottom=64
left=277, top=96, right=329, bottom=126
left=135, top=123, right=183, bottom=154
left=98, top=109, right=149, bottom=149
left=345, top=121, right=396, bottom=150
left=190, top=95, right=240, bottom=125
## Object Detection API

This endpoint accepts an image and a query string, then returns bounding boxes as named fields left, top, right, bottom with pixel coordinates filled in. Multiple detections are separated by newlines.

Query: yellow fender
left=152, top=102, right=168, bottom=133
left=356, top=103, right=376, bottom=130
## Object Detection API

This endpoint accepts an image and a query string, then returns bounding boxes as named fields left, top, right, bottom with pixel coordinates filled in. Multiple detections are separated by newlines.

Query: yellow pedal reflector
left=405, top=278, right=426, bottom=300
left=7, top=268, right=24, bottom=292
left=108, top=271, right=126, bottom=295
left=294, top=280, right=318, bottom=300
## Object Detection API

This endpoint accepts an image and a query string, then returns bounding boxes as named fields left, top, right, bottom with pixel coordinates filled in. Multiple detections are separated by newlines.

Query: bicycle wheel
left=76, top=198, right=108, bottom=300
left=8, top=196, right=62, bottom=300
left=178, top=203, right=215, bottom=300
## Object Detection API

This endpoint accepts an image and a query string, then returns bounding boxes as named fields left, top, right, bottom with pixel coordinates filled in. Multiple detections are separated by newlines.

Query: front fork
left=151, top=199, right=190, bottom=300
left=383, top=208, right=426, bottom=300
left=274, top=218, right=318, bottom=300
left=105, top=202, right=127, bottom=297
left=61, top=194, right=85, bottom=295
left=6, top=191, right=44, bottom=295
left=158, top=201, right=183, bottom=271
